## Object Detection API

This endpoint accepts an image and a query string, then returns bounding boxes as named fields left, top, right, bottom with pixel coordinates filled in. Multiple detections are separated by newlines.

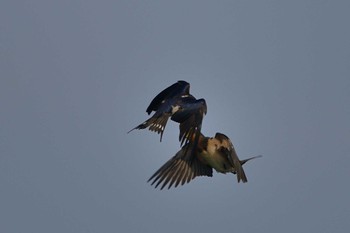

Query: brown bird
left=148, top=132, right=262, bottom=190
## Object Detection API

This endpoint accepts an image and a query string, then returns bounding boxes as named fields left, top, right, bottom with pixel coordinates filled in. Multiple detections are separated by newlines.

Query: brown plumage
left=148, top=132, right=261, bottom=189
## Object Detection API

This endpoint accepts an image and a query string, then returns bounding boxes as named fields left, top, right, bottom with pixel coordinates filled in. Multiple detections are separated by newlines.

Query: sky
left=1, top=1, right=350, bottom=232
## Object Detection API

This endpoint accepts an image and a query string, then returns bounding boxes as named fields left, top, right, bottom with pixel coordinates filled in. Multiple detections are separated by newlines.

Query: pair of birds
left=129, top=81, right=261, bottom=190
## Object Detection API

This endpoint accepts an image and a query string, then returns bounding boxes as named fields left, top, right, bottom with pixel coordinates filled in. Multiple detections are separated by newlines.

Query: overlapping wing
left=171, top=98, right=207, bottom=154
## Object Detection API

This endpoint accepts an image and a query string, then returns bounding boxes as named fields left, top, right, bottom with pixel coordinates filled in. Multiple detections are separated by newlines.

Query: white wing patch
left=171, top=105, right=181, bottom=114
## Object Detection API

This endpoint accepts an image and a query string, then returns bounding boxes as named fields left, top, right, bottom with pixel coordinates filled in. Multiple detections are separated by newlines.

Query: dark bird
left=148, top=132, right=262, bottom=190
left=128, top=81, right=207, bottom=148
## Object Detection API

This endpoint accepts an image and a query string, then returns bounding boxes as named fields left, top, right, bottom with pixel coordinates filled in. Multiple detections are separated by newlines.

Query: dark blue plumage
left=128, top=81, right=207, bottom=147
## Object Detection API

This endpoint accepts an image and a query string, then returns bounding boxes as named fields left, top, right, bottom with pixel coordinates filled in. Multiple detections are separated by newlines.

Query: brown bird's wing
left=215, top=133, right=248, bottom=183
left=228, top=145, right=248, bottom=183
left=148, top=144, right=212, bottom=190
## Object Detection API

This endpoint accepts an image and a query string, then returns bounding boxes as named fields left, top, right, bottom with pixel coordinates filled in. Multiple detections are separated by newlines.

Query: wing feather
left=148, top=144, right=212, bottom=190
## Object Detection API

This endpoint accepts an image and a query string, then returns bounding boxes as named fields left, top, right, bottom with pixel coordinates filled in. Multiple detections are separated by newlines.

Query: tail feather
left=240, top=155, right=263, bottom=166
left=233, top=159, right=247, bottom=183
left=233, top=155, right=262, bottom=183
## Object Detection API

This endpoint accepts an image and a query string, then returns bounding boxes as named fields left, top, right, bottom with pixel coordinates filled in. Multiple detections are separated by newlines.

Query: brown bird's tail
left=233, top=155, right=262, bottom=183
left=240, top=155, right=263, bottom=165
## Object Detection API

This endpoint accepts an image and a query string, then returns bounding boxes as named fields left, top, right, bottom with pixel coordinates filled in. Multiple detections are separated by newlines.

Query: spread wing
left=148, top=144, right=212, bottom=190
left=146, top=80, right=190, bottom=114
left=127, top=113, right=171, bottom=141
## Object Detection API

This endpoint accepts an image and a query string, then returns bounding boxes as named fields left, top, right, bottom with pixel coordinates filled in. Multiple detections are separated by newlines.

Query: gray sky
left=1, top=1, right=349, bottom=232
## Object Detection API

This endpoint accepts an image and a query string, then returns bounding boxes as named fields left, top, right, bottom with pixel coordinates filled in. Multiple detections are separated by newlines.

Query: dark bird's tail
left=127, top=114, right=170, bottom=141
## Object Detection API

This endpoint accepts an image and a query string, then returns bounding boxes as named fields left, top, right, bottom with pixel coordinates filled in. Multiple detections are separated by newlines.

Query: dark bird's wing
left=127, top=112, right=171, bottom=141
left=148, top=144, right=212, bottom=190
left=171, top=98, right=207, bottom=148
left=128, top=81, right=190, bottom=141
left=146, top=80, right=190, bottom=114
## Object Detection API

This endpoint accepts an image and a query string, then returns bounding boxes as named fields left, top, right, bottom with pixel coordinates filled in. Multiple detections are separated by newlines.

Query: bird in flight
left=128, top=80, right=261, bottom=189
left=148, top=132, right=262, bottom=190
left=128, top=81, right=207, bottom=148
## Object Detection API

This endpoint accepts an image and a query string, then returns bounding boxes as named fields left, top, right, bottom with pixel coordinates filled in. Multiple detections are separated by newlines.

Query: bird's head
left=214, top=132, right=230, bottom=142
left=214, top=132, right=234, bottom=149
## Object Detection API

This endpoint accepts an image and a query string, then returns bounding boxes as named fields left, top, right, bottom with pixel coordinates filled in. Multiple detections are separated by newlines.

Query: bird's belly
left=199, top=151, right=232, bottom=173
